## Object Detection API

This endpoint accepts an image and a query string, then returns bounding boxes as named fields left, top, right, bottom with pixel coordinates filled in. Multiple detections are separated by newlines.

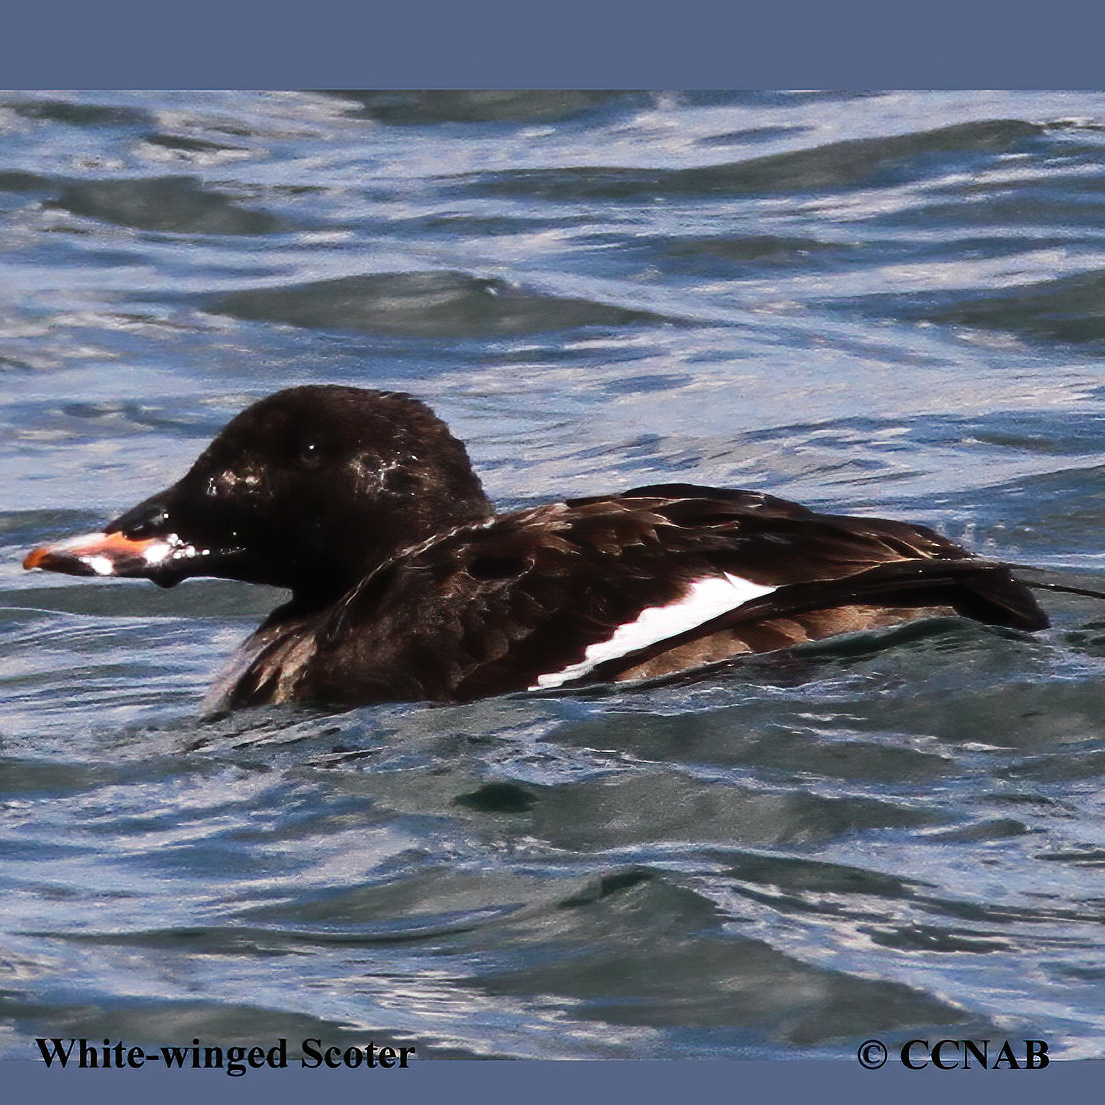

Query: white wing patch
left=531, top=573, right=777, bottom=689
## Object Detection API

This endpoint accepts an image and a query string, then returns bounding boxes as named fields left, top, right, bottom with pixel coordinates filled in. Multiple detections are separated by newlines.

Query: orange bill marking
left=23, top=531, right=170, bottom=575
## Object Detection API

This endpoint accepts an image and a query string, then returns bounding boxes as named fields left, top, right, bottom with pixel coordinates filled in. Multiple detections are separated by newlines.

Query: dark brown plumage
left=23, top=386, right=1048, bottom=711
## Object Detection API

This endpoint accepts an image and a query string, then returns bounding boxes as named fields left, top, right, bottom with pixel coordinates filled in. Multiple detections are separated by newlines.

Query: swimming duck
left=23, top=385, right=1048, bottom=711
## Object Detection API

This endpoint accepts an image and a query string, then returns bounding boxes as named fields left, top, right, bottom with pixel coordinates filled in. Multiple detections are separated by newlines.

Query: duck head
left=24, top=385, right=493, bottom=606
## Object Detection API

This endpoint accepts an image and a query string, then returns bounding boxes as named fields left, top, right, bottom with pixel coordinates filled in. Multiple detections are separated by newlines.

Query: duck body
left=24, top=386, right=1048, bottom=712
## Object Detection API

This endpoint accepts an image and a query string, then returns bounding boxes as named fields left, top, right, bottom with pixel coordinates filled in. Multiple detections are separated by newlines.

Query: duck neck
left=278, top=496, right=496, bottom=622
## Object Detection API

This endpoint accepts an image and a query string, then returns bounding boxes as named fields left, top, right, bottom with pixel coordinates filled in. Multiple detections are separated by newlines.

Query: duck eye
left=297, top=439, right=322, bottom=468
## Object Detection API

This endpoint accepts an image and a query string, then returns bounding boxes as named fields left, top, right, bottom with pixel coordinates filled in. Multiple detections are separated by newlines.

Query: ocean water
left=3, top=89, right=1105, bottom=1061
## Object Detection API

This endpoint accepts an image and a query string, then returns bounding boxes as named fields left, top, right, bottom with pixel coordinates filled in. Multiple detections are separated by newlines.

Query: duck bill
left=23, top=531, right=194, bottom=582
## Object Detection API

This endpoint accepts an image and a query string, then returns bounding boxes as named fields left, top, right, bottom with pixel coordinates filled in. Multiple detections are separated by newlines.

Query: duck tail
left=729, top=559, right=1049, bottom=634
left=994, top=563, right=1105, bottom=604
left=577, top=559, right=1049, bottom=687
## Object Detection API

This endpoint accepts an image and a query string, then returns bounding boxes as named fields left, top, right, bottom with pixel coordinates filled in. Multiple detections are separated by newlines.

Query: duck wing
left=212, top=487, right=1047, bottom=708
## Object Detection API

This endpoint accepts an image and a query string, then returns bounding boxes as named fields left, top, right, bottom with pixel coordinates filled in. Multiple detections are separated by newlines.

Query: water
left=3, top=90, right=1105, bottom=1061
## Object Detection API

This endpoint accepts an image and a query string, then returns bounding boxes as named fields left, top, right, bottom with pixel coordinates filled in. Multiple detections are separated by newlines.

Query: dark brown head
left=24, top=385, right=493, bottom=607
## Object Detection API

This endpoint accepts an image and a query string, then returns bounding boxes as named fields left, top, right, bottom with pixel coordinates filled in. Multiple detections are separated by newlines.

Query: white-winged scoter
left=24, top=385, right=1050, bottom=712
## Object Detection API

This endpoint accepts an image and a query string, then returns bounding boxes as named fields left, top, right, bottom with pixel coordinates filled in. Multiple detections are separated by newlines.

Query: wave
left=54, top=176, right=283, bottom=235
left=924, top=269, right=1105, bottom=345
left=0, top=171, right=281, bottom=235
left=453, top=119, right=1047, bottom=200
left=323, top=90, right=645, bottom=125
left=3, top=97, right=153, bottom=128
left=210, top=271, right=673, bottom=337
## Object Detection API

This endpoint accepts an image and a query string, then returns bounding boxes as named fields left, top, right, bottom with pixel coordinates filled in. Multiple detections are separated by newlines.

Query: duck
left=23, top=384, right=1049, bottom=712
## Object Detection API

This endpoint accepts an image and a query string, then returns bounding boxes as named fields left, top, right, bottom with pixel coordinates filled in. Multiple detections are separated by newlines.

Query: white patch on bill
left=531, top=573, right=777, bottom=689
left=142, top=540, right=175, bottom=565
left=39, top=531, right=185, bottom=574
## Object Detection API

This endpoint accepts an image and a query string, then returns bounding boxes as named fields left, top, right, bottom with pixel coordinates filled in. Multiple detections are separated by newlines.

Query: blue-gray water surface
left=3, top=90, right=1105, bottom=1061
